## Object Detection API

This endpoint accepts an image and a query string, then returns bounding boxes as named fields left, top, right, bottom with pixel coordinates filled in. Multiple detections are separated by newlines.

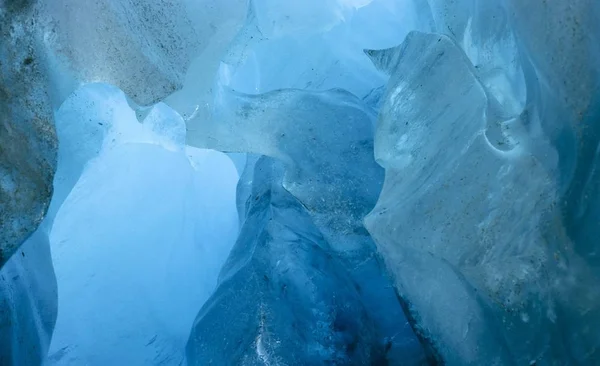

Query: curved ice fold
left=187, top=157, right=391, bottom=365
left=185, top=84, right=427, bottom=363
left=222, top=0, right=415, bottom=98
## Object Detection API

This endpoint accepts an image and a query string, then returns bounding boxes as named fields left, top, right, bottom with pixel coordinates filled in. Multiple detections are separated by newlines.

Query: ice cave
left=1, top=0, right=599, bottom=365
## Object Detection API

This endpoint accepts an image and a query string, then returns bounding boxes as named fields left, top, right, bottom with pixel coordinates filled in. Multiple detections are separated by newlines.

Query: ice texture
left=39, top=0, right=247, bottom=106
left=186, top=84, right=427, bottom=363
left=188, top=87, right=381, bottom=243
left=222, top=0, right=415, bottom=98
left=187, top=157, right=387, bottom=365
left=1, top=0, right=246, bottom=361
left=0, top=0, right=57, bottom=266
left=364, top=0, right=600, bottom=362
left=3, top=0, right=246, bottom=263
left=0, top=4, right=58, bottom=364
left=0, top=227, right=57, bottom=366
left=2, top=0, right=599, bottom=364
left=45, top=84, right=239, bottom=365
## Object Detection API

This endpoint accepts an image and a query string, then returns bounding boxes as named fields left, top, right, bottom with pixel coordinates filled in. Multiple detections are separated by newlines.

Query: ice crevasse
left=0, top=0, right=599, bottom=365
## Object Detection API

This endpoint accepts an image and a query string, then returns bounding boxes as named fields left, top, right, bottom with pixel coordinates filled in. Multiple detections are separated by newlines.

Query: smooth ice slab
left=365, top=31, right=563, bottom=365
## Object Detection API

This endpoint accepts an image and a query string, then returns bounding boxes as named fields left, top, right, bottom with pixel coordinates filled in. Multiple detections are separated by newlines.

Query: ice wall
left=44, top=84, right=238, bottom=365
left=2, top=0, right=599, bottom=365
left=0, top=0, right=57, bottom=266
left=364, top=1, right=600, bottom=364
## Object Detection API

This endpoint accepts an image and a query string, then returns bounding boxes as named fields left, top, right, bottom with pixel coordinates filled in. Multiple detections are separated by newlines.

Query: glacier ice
left=2, top=0, right=246, bottom=361
left=186, top=81, right=427, bottom=363
left=1, top=0, right=600, bottom=364
left=363, top=0, right=600, bottom=363
left=0, top=0, right=57, bottom=266
left=39, top=0, right=247, bottom=106
left=187, top=157, right=424, bottom=365
left=1, top=4, right=57, bottom=364
left=43, top=83, right=238, bottom=365
left=365, top=31, right=557, bottom=365
left=0, top=227, right=57, bottom=366
left=222, top=0, right=416, bottom=98
left=2, top=0, right=246, bottom=267
left=187, top=86, right=382, bottom=244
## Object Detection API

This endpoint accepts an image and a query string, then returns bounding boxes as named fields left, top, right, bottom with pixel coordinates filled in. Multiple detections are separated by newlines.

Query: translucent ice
left=0, top=229, right=57, bottom=366
left=46, top=84, right=239, bottom=365
left=365, top=13, right=600, bottom=364
left=2, top=0, right=599, bottom=364
left=222, top=0, right=415, bottom=98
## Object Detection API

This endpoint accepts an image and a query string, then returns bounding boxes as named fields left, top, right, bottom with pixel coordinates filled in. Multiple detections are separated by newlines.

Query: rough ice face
left=4, top=0, right=598, bottom=364
left=365, top=21, right=600, bottom=366
left=187, top=157, right=387, bottom=365
left=46, top=83, right=239, bottom=365
left=362, top=2, right=600, bottom=364
left=1, top=83, right=129, bottom=366
left=2, top=1, right=243, bottom=358
left=0, top=0, right=57, bottom=267
left=187, top=85, right=427, bottom=363
left=162, top=0, right=248, bottom=120
left=39, top=0, right=247, bottom=106
left=0, top=4, right=58, bottom=362
left=508, top=0, right=600, bottom=361
left=2, top=0, right=244, bottom=362
left=2, top=0, right=246, bottom=265
left=188, top=88, right=381, bottom=246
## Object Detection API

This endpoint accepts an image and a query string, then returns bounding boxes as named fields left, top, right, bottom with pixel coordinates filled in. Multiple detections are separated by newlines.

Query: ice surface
left=186, top=85, right=427, bottom=363
left=187, top=157, right=387, bottom=365
left=0, top=4, right=58, bottom=364
left=189, top=87, right=380, bottom=244
left=365, top=31, right=554, bottom=364
left=0, top=0, right=57, bottom=266
left=2, top=0, right=599, bottom=364
left=222, top=0, right=416, bottom=98
left=0, top=227, right=57, bottom=366
left=365, top=8, right=600, bottom=362
left=38, top=0, right=247, bottom=106
left=45, top=84, right=239, bottom=365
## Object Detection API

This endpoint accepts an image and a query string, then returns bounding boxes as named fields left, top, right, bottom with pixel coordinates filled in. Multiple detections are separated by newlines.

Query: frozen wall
left=1, top=0, right=599, bottom=365
left=44, top=84, right=238, bottom=365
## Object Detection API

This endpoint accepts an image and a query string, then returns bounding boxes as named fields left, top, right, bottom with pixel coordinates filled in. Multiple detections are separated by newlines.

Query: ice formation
left=1, top=0, right=600, bottom=365
left=188, top=157, right=387, bottom=365
left=0, top=0, right=57, bottom=266
left=41, top=83, right=238, bottom=365
left=363, top=1, right=600, bottom=363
